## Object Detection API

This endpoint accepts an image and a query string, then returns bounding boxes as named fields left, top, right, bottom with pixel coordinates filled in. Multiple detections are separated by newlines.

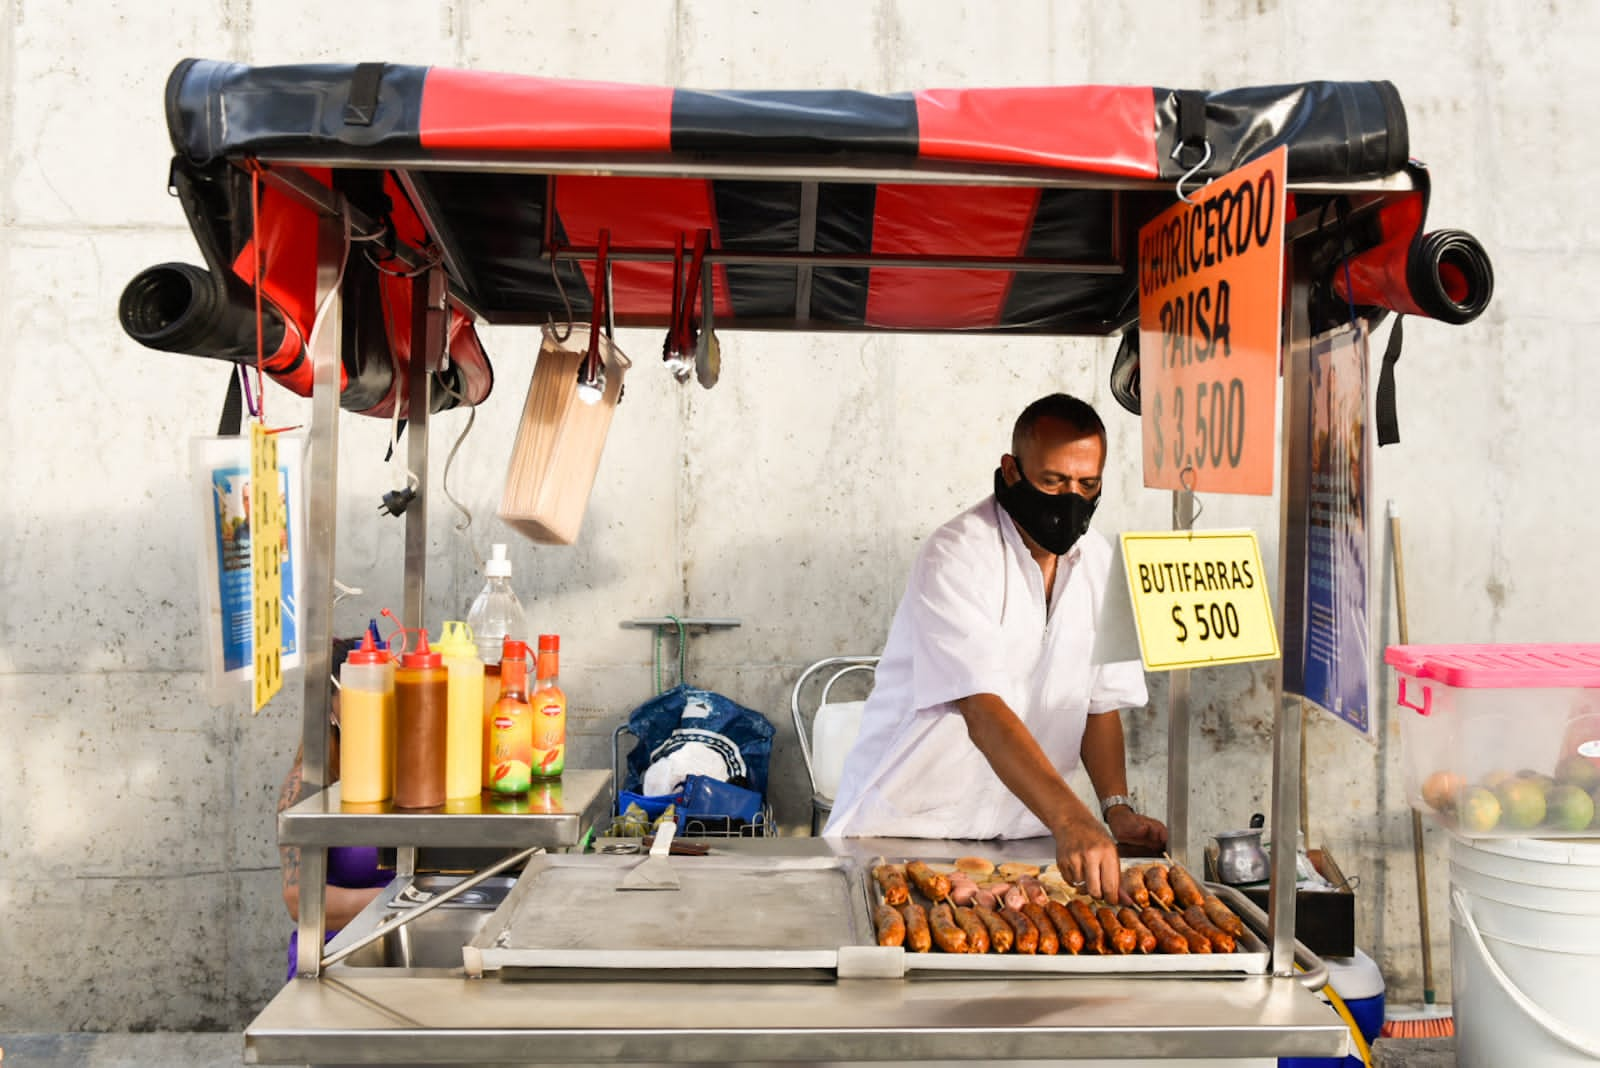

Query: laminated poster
left=1298, top=325, right=1372, bottom=734
left=191, top=434, right=304, bottom=704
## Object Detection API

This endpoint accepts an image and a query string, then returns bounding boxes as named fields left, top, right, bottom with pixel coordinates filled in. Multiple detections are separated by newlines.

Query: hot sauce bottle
left=488, top=640, right=533, bottom=796
left=531, top=634, right=567, bottom=781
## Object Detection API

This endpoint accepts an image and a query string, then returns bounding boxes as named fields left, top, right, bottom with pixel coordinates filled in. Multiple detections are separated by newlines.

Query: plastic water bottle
left=466, top=544, right=527, bottom=666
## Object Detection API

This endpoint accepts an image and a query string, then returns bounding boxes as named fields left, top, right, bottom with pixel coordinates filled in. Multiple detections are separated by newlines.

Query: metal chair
left=790, top=656, right=878, bottom=835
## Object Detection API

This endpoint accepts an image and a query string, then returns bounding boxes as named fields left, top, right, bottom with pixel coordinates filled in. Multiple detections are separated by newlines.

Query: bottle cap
left=538, top=634, right=560, bottom=653
left=434, top=620, right=478, bottom=659
left=347, top=630, right=388, bottom=665
left=400, top=629, right=443, bottom=669
left=366, top=618, right=389, bottom=650
left=501, top=639, right=530, bottom=661
left=485, top=543, right=513, bottom=579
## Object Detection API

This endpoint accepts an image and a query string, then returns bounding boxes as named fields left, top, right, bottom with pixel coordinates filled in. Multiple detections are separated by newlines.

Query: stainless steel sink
left=330, top=876, right=512, bottom=970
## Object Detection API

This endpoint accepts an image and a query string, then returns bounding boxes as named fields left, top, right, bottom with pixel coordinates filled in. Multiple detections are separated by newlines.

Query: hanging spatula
left=618, top=818, right=680, bottom=891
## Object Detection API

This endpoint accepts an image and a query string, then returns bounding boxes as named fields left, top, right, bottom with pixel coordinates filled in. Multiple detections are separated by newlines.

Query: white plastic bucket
left=1449, top=833, right=1600, bottom=1067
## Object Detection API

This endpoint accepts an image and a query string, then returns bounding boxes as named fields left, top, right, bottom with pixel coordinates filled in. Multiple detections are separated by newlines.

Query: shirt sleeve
left=907, top=530, right=1018, bottom=713
left=1088, top=657, right=1149, bottom=715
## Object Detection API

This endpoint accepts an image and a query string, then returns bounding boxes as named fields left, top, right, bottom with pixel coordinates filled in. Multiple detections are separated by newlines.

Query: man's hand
left=1106, top=805, right=1168, bottom=852
left=1052, top=812, right=1122, bottom=903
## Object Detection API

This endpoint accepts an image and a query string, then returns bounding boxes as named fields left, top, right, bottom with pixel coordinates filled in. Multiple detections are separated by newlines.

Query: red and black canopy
left=121, top=60, right=1487, bottom=416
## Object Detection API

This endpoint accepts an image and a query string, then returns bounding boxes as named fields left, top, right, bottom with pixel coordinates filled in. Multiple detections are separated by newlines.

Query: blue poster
left=1301, top=324, right=1371, bottom=733
left=209, top=462, right=298, bottom=672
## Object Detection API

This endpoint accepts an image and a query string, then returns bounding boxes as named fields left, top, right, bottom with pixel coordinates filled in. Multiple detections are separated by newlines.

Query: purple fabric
left=285, top=845, right=391, bottom=979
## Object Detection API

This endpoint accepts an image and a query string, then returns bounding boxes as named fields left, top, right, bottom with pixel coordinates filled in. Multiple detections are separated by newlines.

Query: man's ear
left=999, top=453, right=1019, bottom=483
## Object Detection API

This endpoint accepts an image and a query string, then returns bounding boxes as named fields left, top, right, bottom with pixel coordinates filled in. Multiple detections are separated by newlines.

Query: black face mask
left=993, top=458, right=1100, bottom=556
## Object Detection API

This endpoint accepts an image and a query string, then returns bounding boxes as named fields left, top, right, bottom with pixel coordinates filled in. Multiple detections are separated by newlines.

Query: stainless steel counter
left=278, top=769, right=612, bottom=848
left=245, top=835, right=1350, bottom=1066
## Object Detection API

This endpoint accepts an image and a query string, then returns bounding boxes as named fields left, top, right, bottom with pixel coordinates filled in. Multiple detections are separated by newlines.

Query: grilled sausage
left=1170, top=864, right=1207, bottom=909
left=1142, top=864, right=1176, bottom=909
left=906, top=860, right=951, bottom=902
left=1043, top=900, right=1085, bottom=955
left=1068, top=899, right=1106, bottom=954
left=928, top=903, right=969, bottom=954
left=873, top=902, right=906, bottom=947
left=1183, top=905, right=1237, bottom=953
left=1164, top=910, right=1214, bottom=953
left=1120, top=868, right=1151, bottom=909
left=953, top=906, right=991, bottom=954
left=1017, top=875, right=1050, bottom=908
left=873, top=864, right=910, bottom=906
left=974, top=905, right=1013, bottom=953
left=1021, top=903, right=1059, bottom=955
left=1140, top=908, right=1191, bottom=954
left=999, top=905, right=1038, bottom=954
left=1202, top=895, right=1248, bottom=938
left=1096, top=905, right=1137, bottom=954
left=1117, top=907, right=1158, bottom=954
left=898, top=902, right=932, bottom=953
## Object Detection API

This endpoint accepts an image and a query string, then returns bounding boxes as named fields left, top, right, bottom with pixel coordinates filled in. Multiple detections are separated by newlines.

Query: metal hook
left=1176, top=466, right=1206, bottom=528
left=546, top=241, right=574, bottom=343
left=1174, top=140, right=1214, bottom=205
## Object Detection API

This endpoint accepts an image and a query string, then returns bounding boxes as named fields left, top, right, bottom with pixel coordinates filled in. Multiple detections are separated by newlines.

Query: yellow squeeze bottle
left=435, top=620, right=485, bottom=801
left=338, top=632, right=395, bottom=804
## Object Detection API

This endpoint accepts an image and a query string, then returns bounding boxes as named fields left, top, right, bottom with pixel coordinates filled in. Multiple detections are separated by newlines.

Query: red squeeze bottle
left=393, top=630, right=448, bottom=809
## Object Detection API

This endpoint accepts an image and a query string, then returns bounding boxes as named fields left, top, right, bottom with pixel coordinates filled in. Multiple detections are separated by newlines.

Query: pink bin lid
left=1384, top=644, right=1600, bottom=687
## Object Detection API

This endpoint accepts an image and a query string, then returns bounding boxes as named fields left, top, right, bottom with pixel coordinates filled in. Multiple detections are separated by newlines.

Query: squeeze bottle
left=394, top=630, right=448, bottom=809
left=531, top=634, right=567, bottom=781
left=337, top=631, right=395, bottom=804
left=488, top=640, right=533, bottom=796
left=435, top=620, right=485, bottom=800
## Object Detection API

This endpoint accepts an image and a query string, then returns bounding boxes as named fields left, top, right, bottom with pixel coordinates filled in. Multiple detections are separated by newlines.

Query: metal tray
left=465, top=852, right=871, bottom=975
left=865, top=856, right=1270, bottom=977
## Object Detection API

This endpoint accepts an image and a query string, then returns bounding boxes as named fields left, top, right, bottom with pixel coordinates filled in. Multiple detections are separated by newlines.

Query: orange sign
left=1138, top=146, right=1286, bottom=495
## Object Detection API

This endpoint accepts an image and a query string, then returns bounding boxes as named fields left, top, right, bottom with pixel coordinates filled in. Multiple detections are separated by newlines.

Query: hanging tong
left=662, top=233, right=691, bottom=381
left=577, top=229, right=611, bottom=403
left=663, top=231, right=708, bottom=383
left=693, top=229, right=721, bottom=389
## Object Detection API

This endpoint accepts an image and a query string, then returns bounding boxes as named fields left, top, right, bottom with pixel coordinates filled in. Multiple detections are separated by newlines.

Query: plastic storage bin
left=1278, top=948, right=1384, bottom=1068
left=1386, top=644, right=1600, bottom=838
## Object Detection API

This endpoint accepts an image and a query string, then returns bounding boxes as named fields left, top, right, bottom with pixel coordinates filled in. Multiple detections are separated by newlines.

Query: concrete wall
left=1, top=0, right=1596, bottom=1031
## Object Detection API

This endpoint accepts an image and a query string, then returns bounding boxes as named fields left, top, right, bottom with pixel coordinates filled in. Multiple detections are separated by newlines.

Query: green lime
left=1546, top=785, right=1595, bottom=832
left=1495, top=778, right=1548, bottom=830
left=1459, top=786, right=1502, bottom=833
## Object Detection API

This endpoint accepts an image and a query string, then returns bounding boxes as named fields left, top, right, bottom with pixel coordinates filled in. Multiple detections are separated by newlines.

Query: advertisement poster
left=1300, top=324, right=1372, bottom=733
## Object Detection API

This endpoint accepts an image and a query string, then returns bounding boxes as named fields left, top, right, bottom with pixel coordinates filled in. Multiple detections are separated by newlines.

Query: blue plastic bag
left=623, top=684, right=775, bottom=797
left=680, top=773, right=764, bottom=823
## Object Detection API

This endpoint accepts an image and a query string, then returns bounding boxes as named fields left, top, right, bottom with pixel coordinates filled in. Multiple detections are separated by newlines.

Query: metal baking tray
left=465, top=853, right=871, bottom=976
left=865, top=856, right=1270, bottom=977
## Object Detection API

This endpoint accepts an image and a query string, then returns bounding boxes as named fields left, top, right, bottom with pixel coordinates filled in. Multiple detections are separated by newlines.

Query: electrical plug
left=379, top=485, right=417, bottom=516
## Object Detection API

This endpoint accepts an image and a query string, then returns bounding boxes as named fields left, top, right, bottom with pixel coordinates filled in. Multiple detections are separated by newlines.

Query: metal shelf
left=278, top=769, right=612, bottom=849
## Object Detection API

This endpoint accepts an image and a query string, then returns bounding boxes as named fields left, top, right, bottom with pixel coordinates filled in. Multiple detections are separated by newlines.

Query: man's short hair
left=1012, top=393, right=1106, bottom=455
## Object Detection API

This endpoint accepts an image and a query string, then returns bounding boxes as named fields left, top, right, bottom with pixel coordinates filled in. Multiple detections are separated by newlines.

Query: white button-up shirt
left=824, top=496, right=1147, bottom=841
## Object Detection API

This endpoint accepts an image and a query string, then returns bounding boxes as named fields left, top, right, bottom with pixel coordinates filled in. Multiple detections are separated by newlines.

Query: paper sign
left=1121, top=530, right=1280, bottom=671
left=249, top=422, right=284, bottom=712
left=1138, top=146, right=1286, bottom=495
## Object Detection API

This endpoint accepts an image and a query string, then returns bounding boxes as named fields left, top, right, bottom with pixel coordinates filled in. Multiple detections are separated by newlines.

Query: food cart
left=120, top=59, right=1492, bottom=1065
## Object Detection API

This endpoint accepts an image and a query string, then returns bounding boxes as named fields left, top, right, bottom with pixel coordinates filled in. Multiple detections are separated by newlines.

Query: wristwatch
left=1099, top=793, right=1136, bottom=818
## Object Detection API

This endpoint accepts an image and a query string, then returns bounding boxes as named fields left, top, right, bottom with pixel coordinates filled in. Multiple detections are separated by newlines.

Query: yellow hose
left=1321, top=976, right=1375, bottom=1067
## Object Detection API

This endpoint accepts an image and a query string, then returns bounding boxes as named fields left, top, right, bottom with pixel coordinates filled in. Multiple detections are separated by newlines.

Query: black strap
left=218, top=368, right=243, bottom=437
left=344, top=63, right=386, bottom=126
left=1172, top=90, right=1207, bottom=165
left=1375, top=315, right=1404, bottom=447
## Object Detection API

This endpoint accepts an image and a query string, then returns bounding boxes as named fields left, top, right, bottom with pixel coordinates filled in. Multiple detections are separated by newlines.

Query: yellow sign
left=1120, top=530, right=1279, bottom=671
left=1138, top=146, right=1286, bottom=496
left=249, top=422, right=284, bottom=712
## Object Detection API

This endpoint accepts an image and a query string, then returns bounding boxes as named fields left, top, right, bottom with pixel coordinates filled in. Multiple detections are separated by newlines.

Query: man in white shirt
left=825, top=393, right=1166, bottom=902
